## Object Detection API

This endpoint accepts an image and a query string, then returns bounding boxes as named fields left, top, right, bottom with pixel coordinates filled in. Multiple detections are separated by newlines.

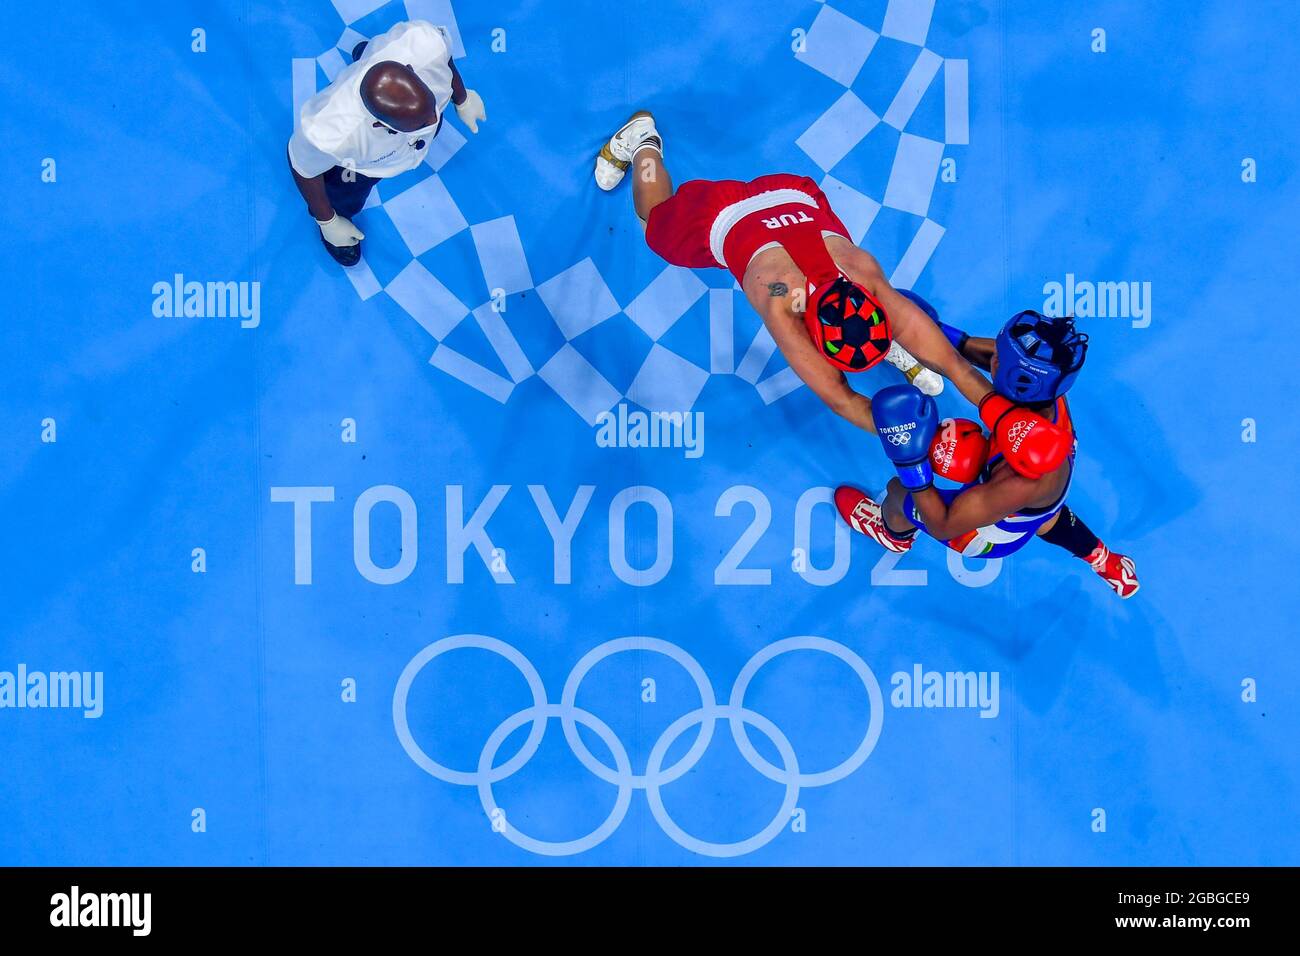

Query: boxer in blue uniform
left=836, top=298, right=1139, bottom=598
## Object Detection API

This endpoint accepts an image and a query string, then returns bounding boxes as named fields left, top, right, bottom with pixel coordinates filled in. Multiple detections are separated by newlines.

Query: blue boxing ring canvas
left=1, top=0, right=1297, bottom=867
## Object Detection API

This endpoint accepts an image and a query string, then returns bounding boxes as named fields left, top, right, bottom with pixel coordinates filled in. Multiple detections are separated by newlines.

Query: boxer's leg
left=1037, top=506, right=1139, bottom=598
left=632, top=147, right=673, bottom=222
left=882, top=477, right=919, bottom=536
left=1035, top=506, right=1094, bottom=553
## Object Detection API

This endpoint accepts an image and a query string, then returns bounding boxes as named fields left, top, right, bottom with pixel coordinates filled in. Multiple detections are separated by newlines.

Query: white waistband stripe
left=708, top=189, right=820, bottom=268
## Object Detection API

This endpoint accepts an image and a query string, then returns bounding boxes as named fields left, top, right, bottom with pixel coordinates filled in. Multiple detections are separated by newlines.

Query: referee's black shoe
left=321, top=234, right=362, bottom=267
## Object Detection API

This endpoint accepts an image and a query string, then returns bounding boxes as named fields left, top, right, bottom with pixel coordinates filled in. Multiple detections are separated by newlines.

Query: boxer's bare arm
left=742, top=269, right=876, bottom=433
left=827, top=240, right=994, bottom=408
left=956, top=336, right=995, bottom=371
left=906, top=469, right=1039, bottom=540
left=885, top=287, right=991, bottom=406
left=899, top=459, right=1068, bottom=539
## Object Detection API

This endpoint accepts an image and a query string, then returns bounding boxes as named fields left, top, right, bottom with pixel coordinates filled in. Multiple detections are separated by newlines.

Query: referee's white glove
left=455, top=89, right=486, bottom=133
left=316, top=212, right=364, bottom=247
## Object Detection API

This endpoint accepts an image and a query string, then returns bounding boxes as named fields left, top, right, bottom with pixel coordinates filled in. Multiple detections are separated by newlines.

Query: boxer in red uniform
left=593, top=111, right=997, bottom=434
left=836, top=311, right=1139, bottom=599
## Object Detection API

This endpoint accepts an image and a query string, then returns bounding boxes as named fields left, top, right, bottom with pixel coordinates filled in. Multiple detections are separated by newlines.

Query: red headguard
left=780, top=220, right=891, bottom=372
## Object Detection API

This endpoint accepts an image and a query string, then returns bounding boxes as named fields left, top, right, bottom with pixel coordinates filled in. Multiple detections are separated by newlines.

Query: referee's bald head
left=360, top=61, right=437, bottom=132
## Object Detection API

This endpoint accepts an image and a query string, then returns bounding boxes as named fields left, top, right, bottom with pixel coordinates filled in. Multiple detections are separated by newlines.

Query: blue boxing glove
left=897, top=288, right=969, bottom=354
left=873, top=384, right=940, bottom=491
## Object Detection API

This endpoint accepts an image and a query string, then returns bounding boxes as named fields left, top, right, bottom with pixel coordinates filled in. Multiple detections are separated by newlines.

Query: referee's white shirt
left=288, top=20, right=454, bottom=180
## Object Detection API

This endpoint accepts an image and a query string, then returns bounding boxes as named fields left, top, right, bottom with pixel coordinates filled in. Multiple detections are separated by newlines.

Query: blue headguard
left=993, top=311, right=1088, bottom=403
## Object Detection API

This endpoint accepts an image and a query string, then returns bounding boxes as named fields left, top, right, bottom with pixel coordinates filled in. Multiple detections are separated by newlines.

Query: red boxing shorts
left=644, top=173, right=852, bottom=283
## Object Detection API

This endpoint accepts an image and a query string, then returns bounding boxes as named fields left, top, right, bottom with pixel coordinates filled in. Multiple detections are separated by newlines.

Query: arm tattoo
left=767, top=282, right=789, bottom=297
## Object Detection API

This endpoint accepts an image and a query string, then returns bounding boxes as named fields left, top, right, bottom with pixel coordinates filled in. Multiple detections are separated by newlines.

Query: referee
left=288, top=19, right=486, bottom=266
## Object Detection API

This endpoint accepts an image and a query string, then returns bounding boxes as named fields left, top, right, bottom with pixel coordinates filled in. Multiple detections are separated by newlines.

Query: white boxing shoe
left=594, top=110, right=663, bottom=191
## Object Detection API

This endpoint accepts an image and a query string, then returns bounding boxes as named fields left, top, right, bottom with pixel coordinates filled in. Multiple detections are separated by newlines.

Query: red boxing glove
left=929, top=418, right=988, bottom=483
left=978, top=394, right=1071, bottom=479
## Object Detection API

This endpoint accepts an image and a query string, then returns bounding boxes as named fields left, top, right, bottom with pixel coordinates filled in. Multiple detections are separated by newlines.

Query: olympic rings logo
left=885, top=432, right=913, bottom=446
left=1005, top=420, right=1033, bottom=447
left=393, top=635, right=884, bottom=858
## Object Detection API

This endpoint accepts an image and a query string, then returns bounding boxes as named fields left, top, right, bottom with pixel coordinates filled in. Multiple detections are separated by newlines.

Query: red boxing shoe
left=834, top=486, right=913, bottom=553
left=1086, top=543, right=1140, bottom=599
